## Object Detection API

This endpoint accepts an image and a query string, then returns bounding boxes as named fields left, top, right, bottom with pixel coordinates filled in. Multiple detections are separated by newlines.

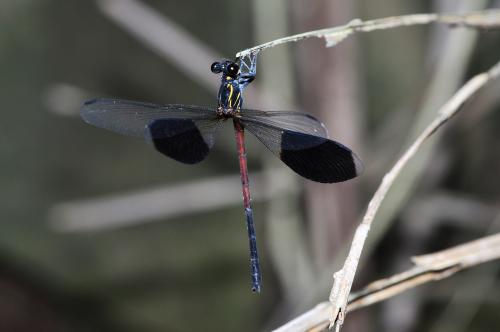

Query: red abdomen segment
left=233, top=119, right=262, bottom=292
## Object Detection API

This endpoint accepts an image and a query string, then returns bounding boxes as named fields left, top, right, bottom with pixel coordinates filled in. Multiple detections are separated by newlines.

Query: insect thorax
left=218, top=77, right=242, bottom=111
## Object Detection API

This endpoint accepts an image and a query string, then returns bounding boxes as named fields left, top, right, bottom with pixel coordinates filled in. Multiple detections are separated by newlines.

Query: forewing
left=240, top=114, right=363, bottom=183
left=239, top=109, right=328, bottom=138
left=81, top=98, right=218, bottom=136
left=81, top=98, right=221, bottom=164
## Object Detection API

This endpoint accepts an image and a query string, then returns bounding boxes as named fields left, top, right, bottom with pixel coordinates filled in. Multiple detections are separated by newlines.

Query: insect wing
left=239, top=109, right=328, bottom=138
left=146, top=118, right=222, bottom=164
left=239, top=110, right=363, bottom=183
left=81, top=98, right=221, bottom=164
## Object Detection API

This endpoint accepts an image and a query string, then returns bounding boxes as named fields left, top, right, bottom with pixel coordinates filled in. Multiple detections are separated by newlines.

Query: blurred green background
left=1, top=0, right=500, bottom=331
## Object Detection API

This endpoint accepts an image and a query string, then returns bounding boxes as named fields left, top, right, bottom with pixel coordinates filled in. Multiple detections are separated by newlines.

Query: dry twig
left=237, top=9, right=500, bottom=57
left=236, top=8, right=500, bottom=329
left=328, top=60, right=500, bottom=330
left=274, top=232, right=500, bottom=332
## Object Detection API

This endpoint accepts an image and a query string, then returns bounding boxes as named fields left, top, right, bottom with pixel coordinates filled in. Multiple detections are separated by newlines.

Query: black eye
left=227, top=63, right=239, bottom=77
left=211, top=62, right=222, bottom=74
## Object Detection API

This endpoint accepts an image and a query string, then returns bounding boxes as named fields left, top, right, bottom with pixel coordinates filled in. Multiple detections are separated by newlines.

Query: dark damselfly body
left=81, top=54, right=363, bottom=292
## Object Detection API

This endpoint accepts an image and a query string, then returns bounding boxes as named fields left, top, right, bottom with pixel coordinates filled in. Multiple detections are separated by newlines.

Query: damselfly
left=80, top=55, right=363, bottom=292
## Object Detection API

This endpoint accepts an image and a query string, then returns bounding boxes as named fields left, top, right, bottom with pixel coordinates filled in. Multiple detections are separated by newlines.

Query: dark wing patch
left=240, top=115, right=363, bottom=183
left=280, top=130, right=360, bottom=183
left=147, top=119, right=210, bottom=164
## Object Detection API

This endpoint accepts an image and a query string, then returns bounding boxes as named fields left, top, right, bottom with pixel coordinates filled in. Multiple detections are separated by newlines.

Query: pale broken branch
left=236, top=9, right=500, bottom=57
left=328, top=59, right=500, bottom=330
left=273, top=232, right=500, bottom=332
left=349, top=232, right=500, bottom=311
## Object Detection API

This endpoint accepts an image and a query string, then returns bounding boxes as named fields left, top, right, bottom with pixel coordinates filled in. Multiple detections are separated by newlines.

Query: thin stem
left=236, top=9, right=500, bottom=57
left=273, top=232, right=500, bottom=332
left=328, top=60, right=500, bottom=329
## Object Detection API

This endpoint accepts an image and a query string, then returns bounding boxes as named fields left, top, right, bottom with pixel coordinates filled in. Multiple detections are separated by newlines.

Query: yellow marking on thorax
left=235, top=92, right=241, bottom=108
left=227, top=83, right=234, bottom=108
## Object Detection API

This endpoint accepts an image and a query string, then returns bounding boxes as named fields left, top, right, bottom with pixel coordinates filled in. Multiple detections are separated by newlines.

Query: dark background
left=1, top=0, right=500, bottom=331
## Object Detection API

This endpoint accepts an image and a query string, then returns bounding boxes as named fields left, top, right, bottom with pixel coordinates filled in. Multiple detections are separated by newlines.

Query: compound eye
left=227, top=62, right=239, bottom=77
left=211, top=62, right=222, bottom=74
